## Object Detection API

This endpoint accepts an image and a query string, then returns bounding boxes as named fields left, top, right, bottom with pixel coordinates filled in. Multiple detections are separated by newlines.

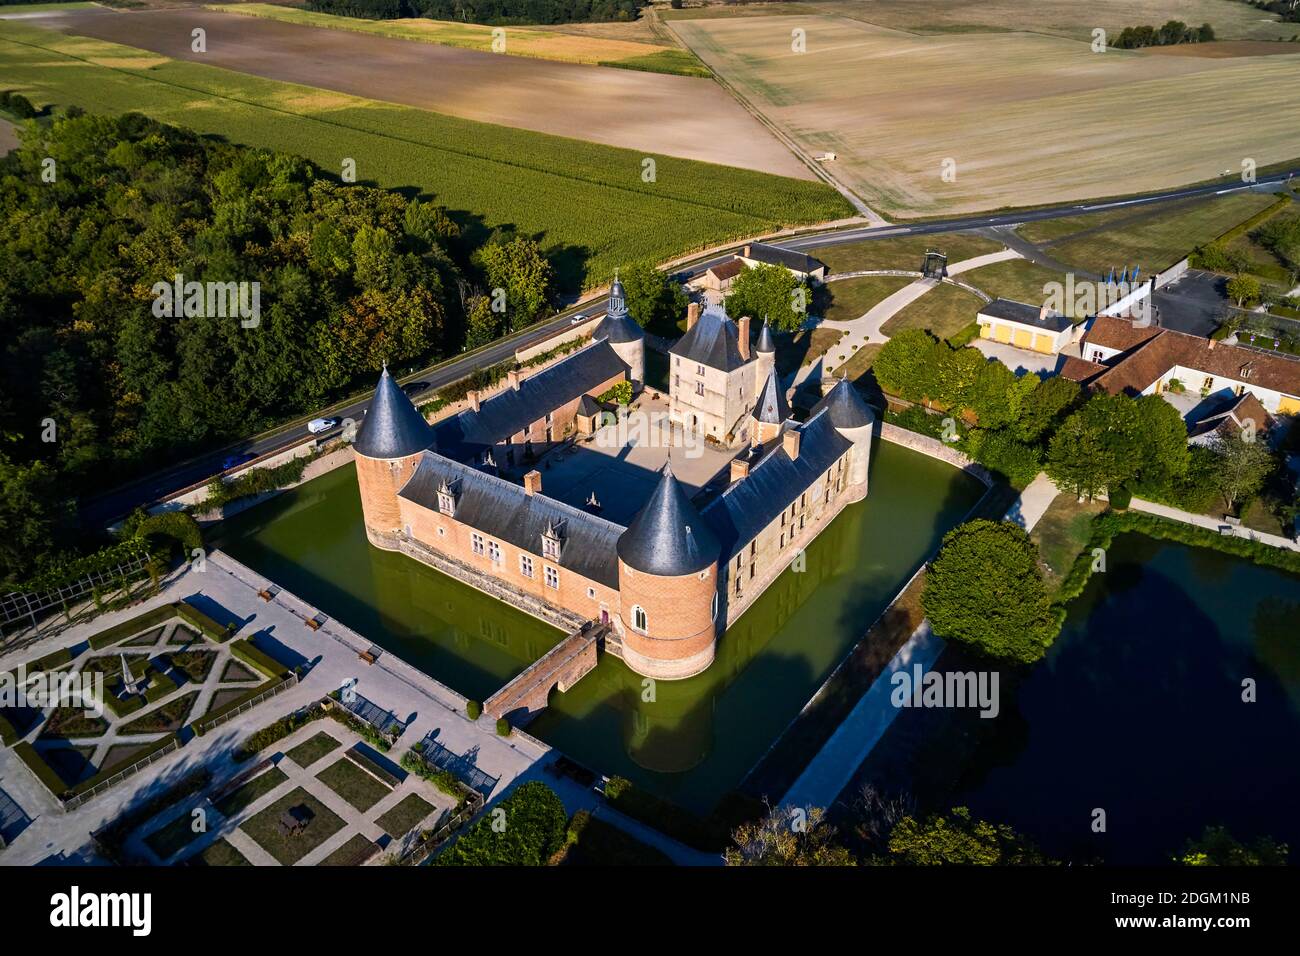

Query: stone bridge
left=484, top=621, right=605, bottom=724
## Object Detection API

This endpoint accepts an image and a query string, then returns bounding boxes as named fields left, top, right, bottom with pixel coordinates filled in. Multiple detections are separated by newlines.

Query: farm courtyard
left=670, top=10, right=1300, bottom=217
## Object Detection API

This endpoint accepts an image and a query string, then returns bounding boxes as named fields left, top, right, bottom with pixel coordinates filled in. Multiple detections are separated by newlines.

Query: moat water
left=211, top=439, right=983, bottom=814
left=853, top=532, right=1300, bottom=864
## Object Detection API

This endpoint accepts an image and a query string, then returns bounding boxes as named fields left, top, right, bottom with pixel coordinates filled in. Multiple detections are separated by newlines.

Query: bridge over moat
left=484, top=621, right=610, bottom=723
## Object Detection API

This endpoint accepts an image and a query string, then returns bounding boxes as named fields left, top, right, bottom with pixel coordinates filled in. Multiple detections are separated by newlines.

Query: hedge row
left=28, top=646, right=75, bottom=673
left=86, top=604, right=178, bottom=650
left=601, top=776, right=730, bottom=852
left=14, top=741, right=67, bottom=797
left=91, top=767, right=213, bottom=864
left=174, top=602, right=236, bottom=643
left=191, top=675, right=292, bottom=736
left=1215, top=193, right=1292, bottom=247
left=66, top=733, right=182, bottom=800
left=233, top=705, right=326, bottom=762
left=20, top=731, right=183, bottom=802
left=345, top=745, right=401, bottom=788
left=436, top=781, right=567, bottom=866
left=229, top=639, right=290, bottom=680
left=401, top=748, right=469, bottom=804
left=0, top=711, right=19, bottom=747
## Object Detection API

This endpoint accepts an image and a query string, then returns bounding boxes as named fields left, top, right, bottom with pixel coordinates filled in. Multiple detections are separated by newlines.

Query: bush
left=437, top=781, right=567, bottom=866
left=14, top=741, right=70, bottom=796
left=1108, top=484, right=1132, bottom=509
left=86, top=604, right=177, bottom=650
left=466, top=700, right=482, bottom=720
left=400, top=750, right=467, bottom=802
left=234, top=706, right=325, bottom=761
left=174, top=601, right=236, bottom=642
left=130, top=511, right=203, bottom=556
left=0, top=711, right=19, bottom=747
left=602, top=776, right=730, bottom=851
left=945, top=321, right=981, bottom=348
left=496, top=717, right=511, bottom=737
left=0, top=91, right=37, bottom=119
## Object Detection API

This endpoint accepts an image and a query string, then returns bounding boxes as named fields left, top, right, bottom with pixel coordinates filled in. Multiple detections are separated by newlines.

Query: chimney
left=467, top=389, right=480, bottom=412
left=743, top=244, right=752, bottom=259
left=687, top=302, right=701, bottom=331
left=782, top=428, right=800, bottom=461
left=730, top=457, right=750, bottom=482
left=738, top=316, right=751, bottom=360
left=1207, top=338, right=1216, bottom=351
left=507, top=368, right=522, bottom=391
left=523, top=470, right=542, bottom=496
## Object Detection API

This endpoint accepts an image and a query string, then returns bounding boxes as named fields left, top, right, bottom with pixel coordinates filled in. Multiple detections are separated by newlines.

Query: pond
left=851, top=532, right=1300, bottom=864
left=213, top=439, right=984, bottom=814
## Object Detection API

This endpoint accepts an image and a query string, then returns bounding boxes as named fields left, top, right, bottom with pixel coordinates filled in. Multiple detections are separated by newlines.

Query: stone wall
left=878, top=421, right=992, bottom=486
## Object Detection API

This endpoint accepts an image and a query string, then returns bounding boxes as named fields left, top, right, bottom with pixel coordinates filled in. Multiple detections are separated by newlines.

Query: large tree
left=618, top=260, right=688, bottom=332
left=922, top=519, right=1057, bottom=664
left=474, top=236, right=553, bottom=331
left=1177, top=826, right=1289, bottom=866
left=725, top=262, right=810, bottom=333
left=1045, top=393, right=1143, bottom=500
left=1016, top=375, right=1082, bottom=443
left=884, top=807, right=1050, bottom=866
left=1207, top=429, right=1275, bottom=512
left=725, top=805, right=856, bottom=866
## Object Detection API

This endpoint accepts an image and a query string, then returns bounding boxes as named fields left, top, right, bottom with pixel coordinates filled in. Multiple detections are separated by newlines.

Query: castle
left=353, top=277, right=873, bottom=680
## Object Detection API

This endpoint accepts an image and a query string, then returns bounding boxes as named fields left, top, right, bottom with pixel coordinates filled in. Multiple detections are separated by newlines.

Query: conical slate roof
left=754, top=366, right=789, bottom=425
left=812, top=377, right=874, bottom=430
left=617, top=464, right=720, bottom=576
left=592, top=273, right=645, bottom=345
left=354, top=366, right=436, bottom=459
left=755, top=316, right=776, bottom=354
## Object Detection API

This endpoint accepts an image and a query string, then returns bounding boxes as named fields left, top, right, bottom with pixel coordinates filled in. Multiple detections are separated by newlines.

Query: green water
left=213, top=441, right=983, bottom=813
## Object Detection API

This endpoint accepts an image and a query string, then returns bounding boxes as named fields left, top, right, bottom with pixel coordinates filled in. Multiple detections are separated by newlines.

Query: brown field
left=671, top=12, right=1300, bottom=216
left=39, top=5, right=811, bottom=178
left=1138, top=40, right=1300, bottom=58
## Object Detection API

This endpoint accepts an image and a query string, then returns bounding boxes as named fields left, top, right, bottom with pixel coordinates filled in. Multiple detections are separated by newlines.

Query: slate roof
left=354, top=366, right=436, bottom=460
left=1187, top=391, right=1273, bottom=442
left=591, top=276, right=645, bottom=345
left=670, top=304, right=747, bottom=372
left=754, top=367, right=790, bottom=425
left=810, top=378, right=873, bottom=430
left=979, top=298, right=1072, bottom=333
left=742, top=242, right=825, bottom=275
left=755, top=316, right=776, bottom=354
left=703, top=409, right=852, bottom=560
left=616, top=465, right=721, bottom=576
left=433, top=340, right=628, bottom=460
left=576, top=393, right=602, bottom=417
left=399, top=451, right=625, bottom=588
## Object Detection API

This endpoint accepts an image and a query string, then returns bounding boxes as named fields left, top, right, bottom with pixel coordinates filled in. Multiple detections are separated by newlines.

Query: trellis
left=0, top=554, right=151, bottom=630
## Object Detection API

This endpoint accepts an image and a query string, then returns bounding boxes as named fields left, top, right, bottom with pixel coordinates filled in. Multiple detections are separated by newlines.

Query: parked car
left=221, top=452, right=256, bottom=471
left=569, top=313, right=588, bottom=325
left=401, top=381, right=430, bottom=397
left=307, top=417, right=339, bottom=434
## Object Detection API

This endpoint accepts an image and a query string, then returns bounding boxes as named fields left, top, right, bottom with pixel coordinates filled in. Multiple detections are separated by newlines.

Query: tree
left=1177, top=826, right=1289, bottom=866
left=1016, top=375, right=1081, bottom=444
left=1207, top=429, right=1275, bottom=512
left=921, top=519, right=1057, bottom=664
left=474, top=236, right=553, bottom=331
left=725, top=263, right=810, bottom=333
left=725, top=804, right=856, bottom=866
left=462, top=293, right=501, bottom=351
left=619, top=260, right=687, bottom=331
left=1045, top=393, right=1143, bottom=500
left=1226, top=274, right=1261, bottom=308
left=883, top=807, right=1050, bottom=865
left=0, top=453, right=62, bottom=585
left=872, top=329, right=942, bottom=402
left=1130, top=394, right=1190, bottom=491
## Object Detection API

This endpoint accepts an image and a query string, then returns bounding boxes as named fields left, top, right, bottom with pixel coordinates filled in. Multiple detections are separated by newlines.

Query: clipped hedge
left=345, top=745, right=401, bottom=788
left=87, top=604, right=177, bottom=650
left=28, top=646, right=75, bottom=673
left=66, top=733, right=182, bottom=800
left=14, top=741, right=67, bottom=797
left=229, top=639, right=290, bottom=680
left=191, top=676, right=292, bottom=736
left=401, top=749, right=469, bottom=803
left=91, top=767, right=213, bottom=863
left=466, top=700, right=482, bottom=720
left=233, top=704, right=326, bottom=762
left=175, top=602, right=236, bottom=643
left=0, top=711, right=19, bottom=747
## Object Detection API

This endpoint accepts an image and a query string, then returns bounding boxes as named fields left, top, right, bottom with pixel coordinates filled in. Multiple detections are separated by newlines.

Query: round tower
left=753, top=316, right=776, bottom=398
left=818, top=377, right=874, bottom=502
left=592, top=272, right=646, bottom=388
left=353, top=365, right=436, bottom=550
left=616, top=464, right=721, bottom=680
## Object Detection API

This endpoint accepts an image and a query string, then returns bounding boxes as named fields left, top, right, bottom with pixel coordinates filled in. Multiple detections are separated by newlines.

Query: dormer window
left=437, top=478, right=458, bottom=517
left=541, top=518, right=564, bottom=561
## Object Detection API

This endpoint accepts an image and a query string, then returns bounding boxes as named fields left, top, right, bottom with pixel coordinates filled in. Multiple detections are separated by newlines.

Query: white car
left=570, top=313, right=587, bottom=325
left=307, top=417, right=339, bottom=434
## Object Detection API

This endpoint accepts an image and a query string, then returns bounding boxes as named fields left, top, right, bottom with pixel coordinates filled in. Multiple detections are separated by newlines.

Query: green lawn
left=143, top=808, right=208, bottom=861
left=1018, top=194, right=1280, bottom=275
left=774, top=326, right=847, bottom=378
left=240, top=787, right=346, bottom=865
left=316, top=756, right=392, bottom=812
left=165, top=650, right=216, bottom=683
left=193, top=837, right=252, bottom=866
left=960, top=258, right=1066, bottom=306
left=1028, top=494, right=1107, bottom=596
left=880, top=283, right=984, bottom=340
left=0, top=20, right=849, bottom=290
left=285, top=731, right=342, bottom=769
left=375, top=793, right=436, bottom=837
left=213, top=766, right=288, bottom=818
left=319, top=833, right=378, bottom=866
left=809, top=232, right=1002, bottom=275
left=818, top=274, right=914, bottom=323
left=829, top=343, right=882, bottom=385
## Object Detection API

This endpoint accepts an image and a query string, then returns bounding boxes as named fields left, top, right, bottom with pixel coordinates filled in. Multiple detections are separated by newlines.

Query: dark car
left=401, top=381, right=431, bottom=397
left=221, top=453, right=256, bottom=471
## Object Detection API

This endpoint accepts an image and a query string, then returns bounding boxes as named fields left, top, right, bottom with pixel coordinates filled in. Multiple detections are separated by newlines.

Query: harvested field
left=40, top=6, right=806, bottom=177
left=1139, top=40, right=1300, bottom=58
left=671, top=12, right=1300, bottom=217
left=208, top=5, right=710, bottom=76
left=0, top=20, right=849, bottom=288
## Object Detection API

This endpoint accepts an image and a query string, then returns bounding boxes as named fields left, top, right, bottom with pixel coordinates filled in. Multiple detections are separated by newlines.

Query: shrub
left=174, top=601, right=235, bottom=642
left=345, top=745, right=402, bottom=788
left=0, top=91, right=37, bottom=119
left=602, top=776, right=730, bottom=851
left=14, top=741, right=70, bottom=797
left=437, top=781, right=567, bottom=866
left=0, top=711, right=19, bottom=747
left=496, top=718, right=511, bottom=737
left=131, top=511, right=203, bottom=556
left=234, top=706, right=325, bottom=761
left=86, top=604, right=177, bottom=650
left=1108, top=484, right=1132, bottom=509
left=466, top=700, right=482, bottom=720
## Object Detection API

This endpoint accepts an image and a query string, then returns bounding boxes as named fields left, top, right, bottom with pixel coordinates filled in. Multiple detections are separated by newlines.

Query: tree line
left=305, top=0, right=646, bottom=26
left=1111, top=20, right=1215, bottom=48
left=0, top=111, right=561, bottom=584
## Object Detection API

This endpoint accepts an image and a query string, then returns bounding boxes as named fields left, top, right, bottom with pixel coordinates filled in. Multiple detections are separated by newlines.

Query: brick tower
left=353, top=365, right=436, bottom=550
left=816, top=377, right=874, bottom=501
left=616, top=464, right=721, bottom=680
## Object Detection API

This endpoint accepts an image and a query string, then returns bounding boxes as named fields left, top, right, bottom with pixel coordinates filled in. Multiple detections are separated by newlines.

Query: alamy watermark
left=890, top=663, right=999, bottom=718
left=0, top=665, right=105, bottom=720
left=152, top=273, right=260, bottom=328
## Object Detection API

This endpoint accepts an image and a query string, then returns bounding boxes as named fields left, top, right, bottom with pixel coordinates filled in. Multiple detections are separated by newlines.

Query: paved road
left=80, top=171, right=1298, bottom=527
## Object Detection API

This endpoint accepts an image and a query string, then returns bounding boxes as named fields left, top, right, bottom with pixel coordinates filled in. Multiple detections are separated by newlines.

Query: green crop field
left=0, top=21, right=850, bottom=288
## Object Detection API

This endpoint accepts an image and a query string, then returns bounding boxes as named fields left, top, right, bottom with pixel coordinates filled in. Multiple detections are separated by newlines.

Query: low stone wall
left=877, top=421, right=993, bottom=486
left=189, top=445, right=356, bottom=525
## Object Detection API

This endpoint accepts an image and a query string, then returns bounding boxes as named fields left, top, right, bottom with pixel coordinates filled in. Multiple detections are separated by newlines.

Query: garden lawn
left=316, top=756, right=392, bottom=812
left=143, top=808, right=208, bottom=860
left=1028, top=493, right=1108, bottom=596
left=880, top=283, right=985, bottom=340
left=320, top=833, right=377, bottom=866
left=240, top=787, right=345, bottom=865
left=118, top=692, right=199, bottom=735
left=774, top=327, right=846, bottom=379
left=286, top=731, right=342, bottom=769
left=0, top=20, right=849, bottom=289
left=809, top=232, right=1001, bottom=274
left=831, top=343, right=883, bottom=385
left=819, top=275, right=914, bottom=323
left=213, top=766, right=288, bottom=818
left=194, top=838, right=252, bottom=866
left=376, top=793, right=436, bottom=837
left=961, top=258, right=1067, bottom=305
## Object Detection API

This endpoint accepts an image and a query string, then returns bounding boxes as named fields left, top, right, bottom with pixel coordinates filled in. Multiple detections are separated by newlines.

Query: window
left=437, top=490, right=456, bottom=516
left=1089, top=348, right=1104, bottom=363
left=749, top=562, right=756, bottom=580
left=587, top=587, right=596, bottom=599
left=487, top=540, right=502, bottom=564
left=711, top=592, right=719, bottom=621
left=780, top=532, right=785, bottom=549
left=471, top=532, right=485, bottom=556
left=542, top=534, right=561, bottom=560
left=696, top=381, right=704, bottom=397
left=520, top=554, right=534, bottom=578
left=697, top=364, right=705, bottom=375
left=632, top=605, right=647, bottom=631
left=545, top=566, right=559, bottom=590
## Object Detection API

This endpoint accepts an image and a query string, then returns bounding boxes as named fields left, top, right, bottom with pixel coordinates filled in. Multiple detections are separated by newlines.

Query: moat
left=212, top=438, right=983, bottom=813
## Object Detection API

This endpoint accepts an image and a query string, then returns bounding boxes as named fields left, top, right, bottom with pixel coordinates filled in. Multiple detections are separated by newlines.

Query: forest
left=305, top=0, right=645, bottom=26
left=0, top=111, right=546, bottom=581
